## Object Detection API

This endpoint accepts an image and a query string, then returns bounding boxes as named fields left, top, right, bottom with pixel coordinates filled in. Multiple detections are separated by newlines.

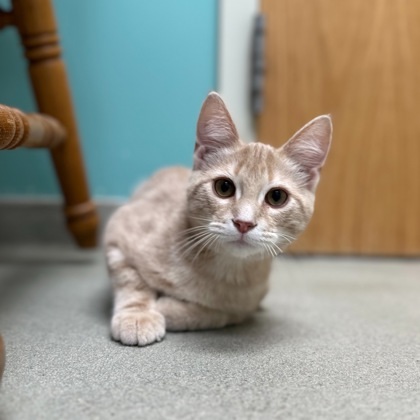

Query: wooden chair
left=0, top=0, right=98, bottom=248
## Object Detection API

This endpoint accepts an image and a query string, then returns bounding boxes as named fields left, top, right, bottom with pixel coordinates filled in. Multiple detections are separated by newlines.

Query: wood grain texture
left=0, top=104, right=65, bottom=149
left=259, top=0, right=420, bottom=256
left=11, top=0, right=98, bottom=248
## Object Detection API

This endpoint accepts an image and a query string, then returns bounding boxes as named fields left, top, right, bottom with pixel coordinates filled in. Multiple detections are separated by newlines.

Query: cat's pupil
left=221, top=181, right=230, bottom=193
left=272, top=190, right=281, bottom=202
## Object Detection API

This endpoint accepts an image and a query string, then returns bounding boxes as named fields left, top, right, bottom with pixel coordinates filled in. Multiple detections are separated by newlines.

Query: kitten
left=104, top=92, right=332, bottom=346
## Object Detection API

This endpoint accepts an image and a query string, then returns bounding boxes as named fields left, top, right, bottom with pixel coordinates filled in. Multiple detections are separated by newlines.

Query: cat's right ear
left=281, top=115, right=332, bottom=191
left=194, top=92, right=240, bottom=170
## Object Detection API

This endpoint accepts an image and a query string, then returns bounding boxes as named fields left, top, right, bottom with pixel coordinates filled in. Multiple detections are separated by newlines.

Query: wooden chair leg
left=12, top=0, right=98, bottom=248
left=0, top=104, right=66, bottom=149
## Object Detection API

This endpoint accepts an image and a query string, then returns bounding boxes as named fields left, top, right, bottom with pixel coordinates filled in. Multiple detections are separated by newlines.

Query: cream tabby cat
left=104, top=92, right=332, bottom=346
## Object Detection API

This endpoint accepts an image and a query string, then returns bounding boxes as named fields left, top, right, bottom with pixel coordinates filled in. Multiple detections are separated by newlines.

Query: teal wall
left=0, top=0, right=217, bottom=197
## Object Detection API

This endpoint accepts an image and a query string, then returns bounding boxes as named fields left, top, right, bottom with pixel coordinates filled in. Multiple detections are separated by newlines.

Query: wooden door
left=259, top=0, right=420, bottom=256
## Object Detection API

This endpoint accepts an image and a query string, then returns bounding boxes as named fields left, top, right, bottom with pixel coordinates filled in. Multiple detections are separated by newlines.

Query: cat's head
left=187, top=92, right=332, bottom=259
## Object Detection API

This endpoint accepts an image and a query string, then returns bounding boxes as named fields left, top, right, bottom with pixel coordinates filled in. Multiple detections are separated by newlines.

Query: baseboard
left=0, top=197, right=123, bottom=246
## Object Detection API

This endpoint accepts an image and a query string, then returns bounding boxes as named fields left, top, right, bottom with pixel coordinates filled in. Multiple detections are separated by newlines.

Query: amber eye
left=214, top=178, right=236, bottom=198
left=265, top=188, right=288, bottom=207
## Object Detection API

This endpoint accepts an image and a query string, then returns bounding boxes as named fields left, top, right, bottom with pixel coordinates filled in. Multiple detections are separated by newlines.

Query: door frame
left=217, top=0, right=260, bottom=143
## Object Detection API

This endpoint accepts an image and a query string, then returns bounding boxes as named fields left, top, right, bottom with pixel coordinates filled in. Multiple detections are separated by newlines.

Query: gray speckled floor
left=1, top=245, right=420, bottom=419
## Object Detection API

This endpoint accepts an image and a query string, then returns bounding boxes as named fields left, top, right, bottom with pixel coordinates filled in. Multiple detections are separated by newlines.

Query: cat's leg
left=156, top=296, right=250, bottom=331
left=106, top=246, right=165, bottom=346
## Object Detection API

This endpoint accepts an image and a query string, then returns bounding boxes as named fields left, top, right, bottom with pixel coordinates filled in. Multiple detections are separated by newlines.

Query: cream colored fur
left=104, top=92, right=332, bottom=346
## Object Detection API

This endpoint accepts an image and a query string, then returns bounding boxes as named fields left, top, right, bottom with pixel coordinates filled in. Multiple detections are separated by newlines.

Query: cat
left=104, top=92, right=332, bottom=346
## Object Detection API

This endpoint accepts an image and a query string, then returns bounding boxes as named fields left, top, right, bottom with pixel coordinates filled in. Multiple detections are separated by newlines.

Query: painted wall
left=0, top=0, right=217, bottom=197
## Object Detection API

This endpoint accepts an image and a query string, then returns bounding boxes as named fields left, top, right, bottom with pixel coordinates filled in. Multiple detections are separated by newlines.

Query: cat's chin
left=221, top=241, right=266, bottom=260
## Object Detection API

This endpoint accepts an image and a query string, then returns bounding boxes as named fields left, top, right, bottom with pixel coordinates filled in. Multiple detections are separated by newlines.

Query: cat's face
left=187, top=92, right=332, bottom=259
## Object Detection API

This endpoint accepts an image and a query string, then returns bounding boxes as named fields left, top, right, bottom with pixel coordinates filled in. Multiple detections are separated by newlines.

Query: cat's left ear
left=194, top=92, right=240, bottom=170
left=281, top=115, right=332, bottom=191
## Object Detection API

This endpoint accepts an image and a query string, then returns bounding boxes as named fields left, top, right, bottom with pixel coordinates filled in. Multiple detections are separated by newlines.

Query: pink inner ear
left=282, top=115, right=332, bottom=189
left=198, top=117, right=238, bottom=149
left=194, top=93, right=240, bottom=170
left=288, top=138, right=328, bottom=170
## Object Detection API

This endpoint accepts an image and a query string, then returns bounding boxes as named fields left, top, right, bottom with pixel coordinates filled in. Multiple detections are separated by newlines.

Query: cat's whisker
left=191, top=233, right=217, bottom=263
left=215, top=236, right=223, bottom=253
left=176, top=231, right=211, bottom=252
left=252, top=239, right=276, bottom=257
left=262, top=242, right=274, bottom=258
left=261, top=243, right=269, bottom=257
left=180, top=232, right=214, bottom=259
left=200, top=233, right=219, bottom=256
left=179, top=226, right=210, bottom=236
left=279, top=237, right=294, bottom=245
left=270, top=244, right=278, bottom=258
left=258, top=239, right=282, bottom=257
left=179, top=240, right=204, bottom=259
left=176, top=229, right=209, bottom=245
left=207, top=233, right=222, bottom=254
left=178, top=236, right=211, bottom=257
left=180, top=225, right=210, bottom=234
left=269, top=241, right=283, bottom=257
left=268, top=240, right=284, bottom=255
left=206, top=234, right=220, bottom=255
left=210, top=234, right=221, bottom=252
left=262, top=231, right=295, bottom=245
left=278, top=233, right=296, bottom=244
left=175, top=227, right=210, bottom=244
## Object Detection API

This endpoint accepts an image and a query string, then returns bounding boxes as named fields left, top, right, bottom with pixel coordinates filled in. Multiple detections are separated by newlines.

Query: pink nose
left=232, top=219, right=257, bottom=234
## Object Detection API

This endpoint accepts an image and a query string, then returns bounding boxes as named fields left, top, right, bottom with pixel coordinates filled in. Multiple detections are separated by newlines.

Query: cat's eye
left=265, top=188, right=288, bottom=207
left=214, top=178, right=236, bottom=198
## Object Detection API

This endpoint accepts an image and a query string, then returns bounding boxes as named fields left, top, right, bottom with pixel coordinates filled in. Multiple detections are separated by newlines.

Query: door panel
left=259, top=0, right=420, bottom=255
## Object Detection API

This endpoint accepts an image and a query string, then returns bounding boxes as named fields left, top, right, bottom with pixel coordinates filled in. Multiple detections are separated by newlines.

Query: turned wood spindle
left=0, top=104, right=66, bottom=149
left=9, top=0, right=99, bottom=248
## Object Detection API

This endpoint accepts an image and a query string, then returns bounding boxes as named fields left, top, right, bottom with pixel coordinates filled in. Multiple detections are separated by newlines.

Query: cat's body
left=105, top=166, right=271, bottom=316
left=104, top=92, right=332, bottom=346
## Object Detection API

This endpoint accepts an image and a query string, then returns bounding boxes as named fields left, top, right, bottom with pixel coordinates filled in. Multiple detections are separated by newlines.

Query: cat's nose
left=232, top=219, right=257, bottom=234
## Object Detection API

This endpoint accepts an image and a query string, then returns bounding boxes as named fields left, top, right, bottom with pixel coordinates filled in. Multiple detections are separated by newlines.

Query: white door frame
left=217, top=0, right=260, bottom=142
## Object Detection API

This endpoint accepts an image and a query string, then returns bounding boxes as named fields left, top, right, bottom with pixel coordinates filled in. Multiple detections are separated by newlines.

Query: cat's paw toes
left=111, top=310, right=166, bottom=346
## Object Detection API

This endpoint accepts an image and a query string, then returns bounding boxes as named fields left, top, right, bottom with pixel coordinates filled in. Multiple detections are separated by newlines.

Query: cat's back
left=104, top=166, right=190, bottom=249
left=131, top=166, right=191, bottom=203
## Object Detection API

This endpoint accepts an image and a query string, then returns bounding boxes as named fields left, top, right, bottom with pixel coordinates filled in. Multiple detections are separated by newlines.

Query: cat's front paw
left=111, top=310, right=166, bottom=346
